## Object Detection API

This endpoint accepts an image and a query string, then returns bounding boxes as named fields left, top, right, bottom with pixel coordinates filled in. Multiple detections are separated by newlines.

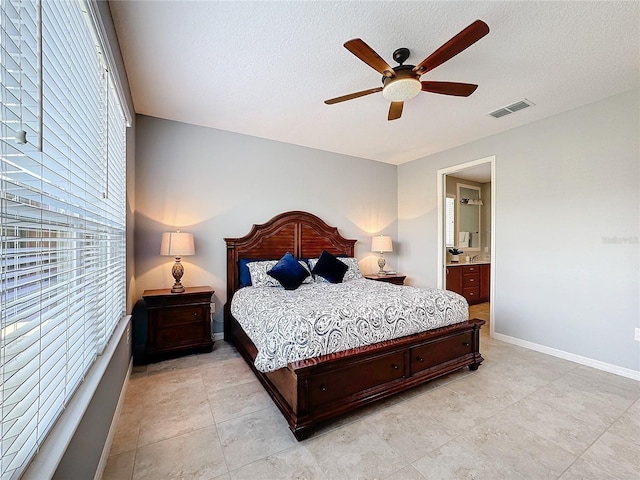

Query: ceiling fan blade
left=324, top=87, right=383, bottom=105
left=413, top=20, right=490, bottom=75
left=388, top=101, right=403, bottom=121
left=421, top=81, right=478, bottom=97
left=344, top=39, right=396, bottom=78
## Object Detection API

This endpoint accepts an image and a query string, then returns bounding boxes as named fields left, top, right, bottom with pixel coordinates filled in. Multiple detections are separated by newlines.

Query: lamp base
left=377, top=255, right=386, bottom=275
left=171, top=258, right=186, bottom=293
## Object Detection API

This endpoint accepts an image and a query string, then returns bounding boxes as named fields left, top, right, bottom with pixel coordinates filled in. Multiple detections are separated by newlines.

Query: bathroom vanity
left=446, top=262, right=490, bottom=305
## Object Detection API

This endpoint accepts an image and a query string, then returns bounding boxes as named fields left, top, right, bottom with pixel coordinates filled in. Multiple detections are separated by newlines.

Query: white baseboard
left=94, top=359, right=132, bottom=480
left=492, top=332, right=640, bottom=381
left=213, top=332, right=224, bottom=341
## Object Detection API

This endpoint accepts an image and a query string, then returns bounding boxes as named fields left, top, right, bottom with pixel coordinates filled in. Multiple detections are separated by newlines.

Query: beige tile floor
left=103, top=303, right=640, bottom=479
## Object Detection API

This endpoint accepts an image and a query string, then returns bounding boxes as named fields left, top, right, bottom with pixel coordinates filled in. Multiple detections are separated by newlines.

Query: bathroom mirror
left=456, top=183, right=481, bottom=251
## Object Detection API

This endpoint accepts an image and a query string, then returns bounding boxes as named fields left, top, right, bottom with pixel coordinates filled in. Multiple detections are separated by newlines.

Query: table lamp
left=160, top=230, right=195, bottom=293
left=371, top=235, right=392, bottom=275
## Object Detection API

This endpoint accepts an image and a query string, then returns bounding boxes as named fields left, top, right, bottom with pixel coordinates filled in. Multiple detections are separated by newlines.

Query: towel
left=459, top=231, right=470, bottom=247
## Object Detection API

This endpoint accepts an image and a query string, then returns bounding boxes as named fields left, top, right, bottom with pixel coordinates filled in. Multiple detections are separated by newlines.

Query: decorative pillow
left=240, top=258, right=312, bottom=287
left=338, top=257, right=363, bottom=281
left=298, top=260, right=314, bottom=284
left=247, top=260, right=281, bottom=287
left=308, top=255, right=362, bottom=283
left=238, top=258, right=267, bottom=288
left=310, top=250, right=348, bottom=283
left=267, top=252, right=310, bottom=290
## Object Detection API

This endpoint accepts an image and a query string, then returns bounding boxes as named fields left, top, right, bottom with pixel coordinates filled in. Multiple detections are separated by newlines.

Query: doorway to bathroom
left=437, top=156, right=495, bottom=336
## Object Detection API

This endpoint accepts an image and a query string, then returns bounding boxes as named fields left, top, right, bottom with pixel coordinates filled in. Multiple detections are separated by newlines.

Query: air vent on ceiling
left=488, top=98, right=535, bottom=119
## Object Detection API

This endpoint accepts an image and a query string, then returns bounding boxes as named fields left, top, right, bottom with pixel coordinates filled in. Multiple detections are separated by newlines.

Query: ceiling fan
left=325, top=20, right=490, bottom=121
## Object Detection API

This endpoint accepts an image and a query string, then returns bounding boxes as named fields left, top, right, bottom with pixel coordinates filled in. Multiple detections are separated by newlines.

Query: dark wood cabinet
left=445, top=265, right=462, bottom=295
left=462, top=265, right=480, bottom=304
left=364, top=274, right=406, bottom=285
left=446, top=264, right=489, bottom=305
left=479, top=264, right=490, bottom=303
left=142, top=286, right=214, bottom=363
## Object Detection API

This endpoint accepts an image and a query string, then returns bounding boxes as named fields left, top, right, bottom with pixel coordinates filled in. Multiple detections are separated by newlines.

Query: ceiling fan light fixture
left=382, top=77, right=422, bottom=102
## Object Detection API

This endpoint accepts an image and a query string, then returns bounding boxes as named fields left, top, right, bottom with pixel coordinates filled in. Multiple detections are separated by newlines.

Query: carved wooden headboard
left=223, top=211, right=356, bottom=325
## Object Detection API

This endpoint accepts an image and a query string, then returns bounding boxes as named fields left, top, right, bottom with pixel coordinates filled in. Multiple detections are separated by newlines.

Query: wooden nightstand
left=142, top=286, right=214, bottom=363
left=364, top=274, right=406, bottom=285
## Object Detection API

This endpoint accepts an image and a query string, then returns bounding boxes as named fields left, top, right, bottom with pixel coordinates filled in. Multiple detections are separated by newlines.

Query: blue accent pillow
left=267, top=252, right=310, bottom=290
left=311, top=250, right=348, bottom=283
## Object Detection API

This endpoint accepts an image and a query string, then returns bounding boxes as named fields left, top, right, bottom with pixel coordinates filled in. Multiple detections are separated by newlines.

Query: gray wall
left=134, top=115, right=398, bottom=333
left=398, top=89, right=640, bottom=372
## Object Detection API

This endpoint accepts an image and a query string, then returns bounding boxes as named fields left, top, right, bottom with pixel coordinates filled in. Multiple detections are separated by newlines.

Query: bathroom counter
left=446, top=260, right=491, bottom=266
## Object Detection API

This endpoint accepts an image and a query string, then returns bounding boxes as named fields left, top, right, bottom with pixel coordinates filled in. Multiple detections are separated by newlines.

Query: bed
left=224, top=211, right=484, bottom=439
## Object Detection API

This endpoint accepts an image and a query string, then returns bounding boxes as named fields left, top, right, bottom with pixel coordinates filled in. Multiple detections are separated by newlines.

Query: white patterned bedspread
left=230, top=278, right=468, bottom=372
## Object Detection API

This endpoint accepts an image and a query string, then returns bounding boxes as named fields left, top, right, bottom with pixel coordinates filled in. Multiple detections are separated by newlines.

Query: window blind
left=0, top=1, right=126, bottom=478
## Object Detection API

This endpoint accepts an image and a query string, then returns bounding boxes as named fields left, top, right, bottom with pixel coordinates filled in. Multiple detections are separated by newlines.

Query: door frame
left=437, top=155, right=496, bottom=337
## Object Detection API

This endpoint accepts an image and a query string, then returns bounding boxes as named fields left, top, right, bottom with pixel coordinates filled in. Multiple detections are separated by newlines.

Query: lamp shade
left=160, top=231, right=195, bottom=257
left=371, top=235, right=393, bottom=253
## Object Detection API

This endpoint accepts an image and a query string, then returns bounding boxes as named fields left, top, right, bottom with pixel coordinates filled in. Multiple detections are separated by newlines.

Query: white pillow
left=247, top=260, right=280, bottom=287
left=308, top=257, right=363, bottom=283
left=339, top=257, right=364, bottom=281
left=298, top=261, right=314, bottom=283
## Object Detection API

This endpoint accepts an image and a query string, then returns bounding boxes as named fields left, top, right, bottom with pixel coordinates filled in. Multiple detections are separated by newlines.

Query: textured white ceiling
left=109, top=1, right=640, bottom=165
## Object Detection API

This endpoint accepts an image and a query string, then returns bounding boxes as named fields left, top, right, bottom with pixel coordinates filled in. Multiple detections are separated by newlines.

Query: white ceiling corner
left=109, top=1, right=640, bottom=165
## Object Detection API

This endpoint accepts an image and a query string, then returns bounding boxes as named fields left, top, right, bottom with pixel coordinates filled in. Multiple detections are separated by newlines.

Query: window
left=445, top=195, right=455, bottom=247
left=0, top=1, right=127, bottom=478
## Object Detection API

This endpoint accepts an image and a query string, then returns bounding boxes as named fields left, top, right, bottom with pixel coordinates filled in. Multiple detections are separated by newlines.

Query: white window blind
left=0, top=1, right=126, bottom=478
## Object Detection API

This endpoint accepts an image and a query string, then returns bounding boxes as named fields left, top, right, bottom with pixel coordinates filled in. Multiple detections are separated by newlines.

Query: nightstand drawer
left=155, top=306, right=206, bottom=328
left=156, top=321, right=207, bottom=346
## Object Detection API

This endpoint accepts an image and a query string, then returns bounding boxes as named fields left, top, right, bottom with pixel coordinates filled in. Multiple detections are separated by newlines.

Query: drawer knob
left=463, top=342, right=470, bottom=347
left=416, top=356, right=424, bottom=363
left=193, top=312, right=198, bottom=317
left=320, top=385, right=327, bottom=392
left=392, top=363, right=399, bottom=370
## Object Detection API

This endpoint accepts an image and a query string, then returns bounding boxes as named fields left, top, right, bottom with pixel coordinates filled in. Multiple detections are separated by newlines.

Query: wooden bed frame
left=224, top=211, right=484, bottom=439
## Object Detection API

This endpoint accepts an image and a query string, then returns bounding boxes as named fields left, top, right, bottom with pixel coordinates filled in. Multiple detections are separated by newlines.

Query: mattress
left=230, top=278, right=468, bottom=372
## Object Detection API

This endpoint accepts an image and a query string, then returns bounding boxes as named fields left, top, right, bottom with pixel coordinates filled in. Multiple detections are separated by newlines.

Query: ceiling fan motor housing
left=392, top=47, right=411, bottom=65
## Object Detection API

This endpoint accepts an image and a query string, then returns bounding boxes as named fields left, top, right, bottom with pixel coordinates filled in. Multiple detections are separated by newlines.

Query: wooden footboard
left=226, top=311, right=484, bottom=440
